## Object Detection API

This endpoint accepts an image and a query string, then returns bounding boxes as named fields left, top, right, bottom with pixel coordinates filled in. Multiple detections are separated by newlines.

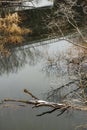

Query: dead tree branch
left=3, top=89, right=87, bottom=116
left=24, top=89, right=39, bottom=100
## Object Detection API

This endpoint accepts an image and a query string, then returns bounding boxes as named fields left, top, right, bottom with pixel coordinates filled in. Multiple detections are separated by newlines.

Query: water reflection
left=0, top=39, right=87, bottom=130
left=0, top=38, right=87, bottom=103
left=0, top=46, right=42, bottom=75
left=0, top=36, right=87, bottom=75
left=43, top=43, right=87, bottom=104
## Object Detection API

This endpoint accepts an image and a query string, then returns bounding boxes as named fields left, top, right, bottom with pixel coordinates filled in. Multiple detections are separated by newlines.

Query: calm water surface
left=0, top=39, right=87, bottom=130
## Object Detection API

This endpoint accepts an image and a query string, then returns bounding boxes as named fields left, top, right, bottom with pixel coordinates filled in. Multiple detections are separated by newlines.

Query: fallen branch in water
left=4, top=98, right=66, bottom=109
left=3, top=89, right=87, bottom=116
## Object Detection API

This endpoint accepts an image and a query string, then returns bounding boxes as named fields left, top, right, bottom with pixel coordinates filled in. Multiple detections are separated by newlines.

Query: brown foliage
left=0, top=12, right=32, bottom=43
left=0, top=12, right=32, bottom=56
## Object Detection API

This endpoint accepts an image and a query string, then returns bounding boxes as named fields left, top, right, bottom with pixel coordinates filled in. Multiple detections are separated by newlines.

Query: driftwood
left=3, top=89, right=87, bottom=116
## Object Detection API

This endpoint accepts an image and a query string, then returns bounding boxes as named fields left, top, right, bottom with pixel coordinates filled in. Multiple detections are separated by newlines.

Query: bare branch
left=24, top=89, right=39, bottom=100
left=3, top=89, right=87, bottom=116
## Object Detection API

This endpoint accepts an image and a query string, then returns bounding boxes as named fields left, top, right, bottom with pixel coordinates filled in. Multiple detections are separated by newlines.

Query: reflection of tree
left=42, top=43, right=86, bottom=75
left=0, top=38, right=87, bottom=118
left=0, top=46, right=42, bottom=75
left=45, top=80, right=79, bottom=102
left=42, top=53, right=68, bottom=77
left=44, top=65, right=87, bottom=114
left=42, top=42, right=87, bottom=106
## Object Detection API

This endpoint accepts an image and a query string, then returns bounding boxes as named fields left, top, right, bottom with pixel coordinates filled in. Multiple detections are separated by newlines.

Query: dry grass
left=0, top=13, right=32, bottom=40
left=7, top=36, right=24, bottom=44
left=0, top=44, right=11, bottom=57
left=0, top=12, right=32, bottom=56
left=6, top=23, right=23, bottom=35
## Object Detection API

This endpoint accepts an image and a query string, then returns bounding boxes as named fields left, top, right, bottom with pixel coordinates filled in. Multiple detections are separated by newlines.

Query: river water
left=0, top=39, right=87, bottom=130
left=0, top=0, right=87, bottom=130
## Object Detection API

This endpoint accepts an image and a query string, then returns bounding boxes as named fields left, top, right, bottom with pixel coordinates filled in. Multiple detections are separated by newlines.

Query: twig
left=4, top=99, right=38, bottom=105
left=64, top=12, right=87, bottom=43
left=24, top=89, right=39, bottom=100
